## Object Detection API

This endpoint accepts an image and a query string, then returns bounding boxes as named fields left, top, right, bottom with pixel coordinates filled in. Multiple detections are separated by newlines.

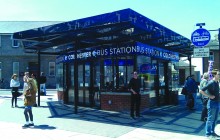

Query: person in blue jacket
left=185, top=75, right=199, bottom=110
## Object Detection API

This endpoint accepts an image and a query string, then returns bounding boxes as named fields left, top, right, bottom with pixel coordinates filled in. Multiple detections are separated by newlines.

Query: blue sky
left=0, top=0, right=219, bottom=39
left=0, top=0, right=219, bottom=72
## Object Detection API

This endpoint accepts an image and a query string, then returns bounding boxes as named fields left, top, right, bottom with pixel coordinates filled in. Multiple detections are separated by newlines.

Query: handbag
left=180, top=87, right=187, bottom=95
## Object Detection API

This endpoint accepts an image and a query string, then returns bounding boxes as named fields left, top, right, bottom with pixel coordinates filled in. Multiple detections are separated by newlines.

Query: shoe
left=15, top=105, right=18, bottom=107
left=22, top=124, right=29, bottom=128
left=130, top=116, right=135, bottom=120
left=11, top=106, right=14, bottom=108
left=29, top=123, right=34, bottom=127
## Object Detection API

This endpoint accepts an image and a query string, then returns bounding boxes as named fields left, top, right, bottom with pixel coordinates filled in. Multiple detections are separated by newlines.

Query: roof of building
left=13, top=8, right=193, bottom=58
left=0, top=21, right=62, bottom=34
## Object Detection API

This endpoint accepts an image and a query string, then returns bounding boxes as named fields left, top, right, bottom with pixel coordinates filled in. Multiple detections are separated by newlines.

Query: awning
left=13, top=8, right=192, bottom=57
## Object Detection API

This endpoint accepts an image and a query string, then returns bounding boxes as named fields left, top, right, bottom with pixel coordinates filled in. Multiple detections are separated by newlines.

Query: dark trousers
left=24, top=107, right=33, bottom=122
left=11, top=87, right=18, bottom=106
left=130, top=93, right=141, bottom=117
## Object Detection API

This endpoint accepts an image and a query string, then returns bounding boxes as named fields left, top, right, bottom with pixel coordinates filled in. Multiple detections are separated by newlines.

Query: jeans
left=24, top=106, right=33, bottom=122
left=206, top=100, right=219, bottom=135
left=40, top=83, right=46, bottom=95
left=192, top=92, right=197, bottom=107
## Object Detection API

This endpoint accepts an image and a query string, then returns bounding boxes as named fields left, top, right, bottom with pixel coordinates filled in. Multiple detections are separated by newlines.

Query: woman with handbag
left=22, top=78, right=37, bottom=128
left=10, top=74, right=20, bottom=108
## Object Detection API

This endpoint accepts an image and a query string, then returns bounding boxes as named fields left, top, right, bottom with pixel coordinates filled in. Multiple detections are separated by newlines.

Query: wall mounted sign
left=56, top=42, right=179, bottom=63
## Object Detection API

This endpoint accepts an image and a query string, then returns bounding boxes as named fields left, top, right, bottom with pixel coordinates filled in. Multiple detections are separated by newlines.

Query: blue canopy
left=13, top=8, right=192, bottom=57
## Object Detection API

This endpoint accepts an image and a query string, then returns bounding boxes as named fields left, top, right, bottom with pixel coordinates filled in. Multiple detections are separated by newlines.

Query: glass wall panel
left=137, top=56, right=157, bottom=106
left=55, top=63, right=63, bottom=90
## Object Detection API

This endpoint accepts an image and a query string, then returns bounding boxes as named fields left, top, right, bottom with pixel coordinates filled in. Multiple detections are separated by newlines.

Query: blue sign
left=140, top=63, right=157, bottom=74
left=56, top=42, right=179, bottom=63
left=191, top=28, right=211, bottom=47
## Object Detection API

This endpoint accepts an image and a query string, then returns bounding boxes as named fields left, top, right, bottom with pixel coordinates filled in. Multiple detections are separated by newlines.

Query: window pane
left=49, top=62, right=55, bottom=76
left=13, top=62, right=19, bottom=75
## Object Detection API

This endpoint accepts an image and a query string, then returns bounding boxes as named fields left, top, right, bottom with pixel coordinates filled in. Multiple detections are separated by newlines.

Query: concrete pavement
left=0, top=89, right=218, bottom=139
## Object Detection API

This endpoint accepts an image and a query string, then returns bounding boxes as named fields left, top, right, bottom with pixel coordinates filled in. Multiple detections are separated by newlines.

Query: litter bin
left=170, top=90, right=178, bottom=105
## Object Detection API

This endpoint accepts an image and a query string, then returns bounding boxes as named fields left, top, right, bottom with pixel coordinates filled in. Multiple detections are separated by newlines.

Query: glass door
left=158, top=62, right=166, bottom=105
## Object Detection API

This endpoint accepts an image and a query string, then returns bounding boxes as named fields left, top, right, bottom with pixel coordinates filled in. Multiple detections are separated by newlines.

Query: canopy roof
left=13, top=8, right=192, bottom=57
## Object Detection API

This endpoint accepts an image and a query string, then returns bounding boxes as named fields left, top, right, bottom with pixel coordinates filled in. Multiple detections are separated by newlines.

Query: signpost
left=191, top=24, right=211, bottom=76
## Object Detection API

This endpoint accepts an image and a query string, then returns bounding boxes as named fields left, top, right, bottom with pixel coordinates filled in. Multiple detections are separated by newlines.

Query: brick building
left=0, top=21, right=61, bottom=88
left=202, top=36, right=220, bottom=73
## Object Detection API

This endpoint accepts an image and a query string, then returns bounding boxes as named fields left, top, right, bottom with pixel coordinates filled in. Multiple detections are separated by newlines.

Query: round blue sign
left=191, top=28, right=211, bottom=47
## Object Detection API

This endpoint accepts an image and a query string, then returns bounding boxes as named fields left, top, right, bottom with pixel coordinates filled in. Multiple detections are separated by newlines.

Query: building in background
left=202, top=35, right=219, bottom=74
left=0, top=21, right=61, bottom=88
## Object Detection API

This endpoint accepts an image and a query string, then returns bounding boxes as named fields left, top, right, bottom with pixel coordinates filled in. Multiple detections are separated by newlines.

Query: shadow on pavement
left=32, top=124, right=56, bottom=130
left=46, top=94, right=207, bottom=137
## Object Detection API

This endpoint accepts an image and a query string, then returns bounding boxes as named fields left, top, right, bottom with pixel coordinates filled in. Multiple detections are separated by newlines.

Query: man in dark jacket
left=185, top=75, right=198, bottom=109
left=128, top=71, right=141, bottom=119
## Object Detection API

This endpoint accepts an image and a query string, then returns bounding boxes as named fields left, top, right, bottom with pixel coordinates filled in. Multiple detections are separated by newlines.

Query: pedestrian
left=183, top=76, right=190, bottom=101
left=31, top=73, right=38, bottom=107
left=199, top=69, right=220, bottom=138
left=10, top=74, right=20, bottom=108
left=40, top=72, right=47, bottom=95
left=185, top=75, right=199, bottom=110
left=23, top=72, right=29, bottom=93
left=22, top=78, right=37, bottom=128
left=199, top=72, right=209, bottom=121
left=128, top=71, right=141, bottom=119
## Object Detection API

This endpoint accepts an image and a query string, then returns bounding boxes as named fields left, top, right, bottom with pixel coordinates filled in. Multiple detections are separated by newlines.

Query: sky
left=0, top=0, right=219, bottom=72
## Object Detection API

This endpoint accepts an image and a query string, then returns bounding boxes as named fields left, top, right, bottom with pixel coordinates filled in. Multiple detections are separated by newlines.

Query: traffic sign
left=193, top=48, right=209, bottom=57
left=191, top=28, right=211, bottom=47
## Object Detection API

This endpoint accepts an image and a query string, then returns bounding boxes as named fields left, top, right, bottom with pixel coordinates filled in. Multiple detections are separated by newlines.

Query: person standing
left=10, top=74, right=20, bottom=108
left=199, top=72, right=209, bottom=121
left=128, top=71, right=141, bottom=119
left=23, top=72, right=29, bottom=93
left=185, top=75, right=199, bottom=110
left=22, top=78, right=37, bottom=128
left=200, top=69, right=220, bottom=138
left=31, top=73, right=38, bottom=107
left=40, top=72, right=47, bottom=96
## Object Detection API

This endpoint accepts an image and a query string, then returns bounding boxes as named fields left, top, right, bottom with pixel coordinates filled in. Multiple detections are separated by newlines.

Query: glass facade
left=56, top=55, right=179, bottom=107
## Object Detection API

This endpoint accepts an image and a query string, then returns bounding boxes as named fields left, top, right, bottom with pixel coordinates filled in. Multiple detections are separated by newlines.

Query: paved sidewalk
left=0, top=90, right=218, bottom=139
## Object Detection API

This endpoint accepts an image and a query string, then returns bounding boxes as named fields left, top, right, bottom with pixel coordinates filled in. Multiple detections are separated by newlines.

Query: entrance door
left=158, top=61, right=170, bottom=105
left=78, top=63, right=90, bottom=106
